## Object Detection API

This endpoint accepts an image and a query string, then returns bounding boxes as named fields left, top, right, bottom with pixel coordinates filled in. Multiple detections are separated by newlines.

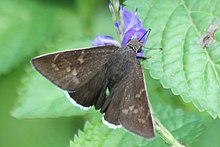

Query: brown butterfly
left=31, top=37, right=154, bottom=138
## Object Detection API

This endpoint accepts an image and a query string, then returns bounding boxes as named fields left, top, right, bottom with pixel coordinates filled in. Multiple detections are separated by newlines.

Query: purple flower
left=93, top=5, right=149, bottom=57
left=119, top=6, right=141, bottom=33
left=92, top=36, right=120, bottom=47
left=115, top=21, right=121, bottom=34
left=122, top=28, right=148, bottom=47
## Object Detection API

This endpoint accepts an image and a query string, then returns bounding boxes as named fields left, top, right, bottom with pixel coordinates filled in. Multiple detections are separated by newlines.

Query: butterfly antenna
left=139, top=29, right=151, bottom=42
left=142, top=46, right=162, bottom=51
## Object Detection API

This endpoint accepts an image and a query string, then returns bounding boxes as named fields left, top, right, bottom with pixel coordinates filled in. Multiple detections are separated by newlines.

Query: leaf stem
left=154, top=116, right=185, bottom=147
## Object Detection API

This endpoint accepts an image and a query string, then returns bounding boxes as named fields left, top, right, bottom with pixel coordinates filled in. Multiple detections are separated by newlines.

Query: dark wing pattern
left=101, top=80, right=125, bottom=126
left=119, top=60, right=154, bottom=138
left=68, top=66, right=109, bottom=109
left=32, top=46, right=117, bottom=91
left=101, top=58, right=154, bottom=138
left=119, top=59, right=154, bottom=138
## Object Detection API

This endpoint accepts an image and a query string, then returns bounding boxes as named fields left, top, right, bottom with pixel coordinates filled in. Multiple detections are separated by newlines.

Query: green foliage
left=0, top=0, right=56, bottom=75
left=125, top=0, right=220, bottom=118
left=70, top=105, right=202, bottom=147
left=12, top=69, right=96, bottom=118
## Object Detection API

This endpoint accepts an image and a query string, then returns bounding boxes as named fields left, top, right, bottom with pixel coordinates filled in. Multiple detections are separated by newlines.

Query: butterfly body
left=31, top=39, right=154, bottom=138
left=106, top=46, right=135, bottom=87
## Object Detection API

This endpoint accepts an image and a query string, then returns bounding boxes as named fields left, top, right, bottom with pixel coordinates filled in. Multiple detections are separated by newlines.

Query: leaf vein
left=180, top=0, right=220, bottom=116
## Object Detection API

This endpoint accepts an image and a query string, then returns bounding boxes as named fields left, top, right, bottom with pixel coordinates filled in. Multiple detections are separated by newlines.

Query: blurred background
left=1, top=0, right=220, bottom=146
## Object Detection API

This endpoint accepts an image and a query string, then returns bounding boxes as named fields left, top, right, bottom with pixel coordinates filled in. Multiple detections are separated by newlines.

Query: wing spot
left=72, top=69, right=77, bottom=76
left=138, top=118, right=145, bottom=124
left=133, top=109, right=138, bottom=114
left=78, top=54, right=84, bottom=64
left=135, top=89, right=145, bottom=98
left=129, top=105, right=134, bottom=111
left=122, top=109, right=129, bottom=114
left=51, top=63, right=59, bottom=71
left=72, top=77, right=80, bottom=84
left=66, top=66, right=71, bottom=72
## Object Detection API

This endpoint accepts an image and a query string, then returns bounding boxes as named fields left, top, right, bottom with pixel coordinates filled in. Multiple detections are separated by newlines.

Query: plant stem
left=110, top=0, right=124, bottom=43
left=154, top=116, right=185, bottom=147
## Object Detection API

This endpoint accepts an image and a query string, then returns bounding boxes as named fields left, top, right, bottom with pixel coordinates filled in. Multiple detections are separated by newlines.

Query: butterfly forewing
left=118, top=59, right=154, bottom=138
left=32, top=46, right=118, bottom=91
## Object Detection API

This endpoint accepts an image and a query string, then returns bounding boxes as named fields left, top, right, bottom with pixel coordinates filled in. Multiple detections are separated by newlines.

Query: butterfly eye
left=137, top=48, right=142, bottom=53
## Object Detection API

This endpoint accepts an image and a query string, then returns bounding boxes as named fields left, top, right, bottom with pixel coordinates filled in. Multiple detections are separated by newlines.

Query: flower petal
left=115, top=21, right=121, bottom=34
left=120, top=6, right=141, bottom=32
left=122, top=28, right=136, bottom=46
left=133, top=28, right=148, bottom=46
left=109, top=3, right=114, bottom=15
left=92, top=35, right=120, bottom=47
left=122, top=28, right=148, bottom=46
left=136, top=49, right=144, bottom=57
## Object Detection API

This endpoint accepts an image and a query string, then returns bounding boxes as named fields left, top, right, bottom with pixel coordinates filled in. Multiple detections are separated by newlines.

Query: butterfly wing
left=101, top=58, right=154, bottom=138
left=32, top=46, right=117, bottom=91
left=68, top=65, right=109, bottom=109
left=119, top=60, right=154, bottom=138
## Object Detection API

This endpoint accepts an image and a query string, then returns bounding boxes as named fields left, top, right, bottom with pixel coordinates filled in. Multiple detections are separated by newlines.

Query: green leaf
left=0, top=0, right=56, bottom=75
left=12, top=68, right=96, bottom=118
left=125, top=0, right=220, bottom=118
left=70, top=105, right=202, bottom=147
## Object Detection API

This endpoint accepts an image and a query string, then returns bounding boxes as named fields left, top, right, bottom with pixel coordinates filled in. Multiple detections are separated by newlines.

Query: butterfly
left=31, top=35, right=154, bottom=138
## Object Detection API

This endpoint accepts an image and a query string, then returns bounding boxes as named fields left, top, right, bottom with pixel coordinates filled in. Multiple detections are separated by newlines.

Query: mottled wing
left=119, top=60, right=154, bottom=138
left=32, top=46, right=117, bottom=91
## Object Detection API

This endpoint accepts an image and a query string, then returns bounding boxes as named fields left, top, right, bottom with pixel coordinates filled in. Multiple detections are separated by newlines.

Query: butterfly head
left=127, top=30, right=149, bottom=53
left=127, top=39, right=143, bottom=53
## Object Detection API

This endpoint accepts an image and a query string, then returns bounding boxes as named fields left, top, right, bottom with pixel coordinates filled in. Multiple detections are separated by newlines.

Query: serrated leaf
left=12, top=69, right=96, bottom=118
left=125, top=0, right=220, bottom=118
left=70, top=105, right=202, bottom=147
left=0, top=0, right=56, bottom=75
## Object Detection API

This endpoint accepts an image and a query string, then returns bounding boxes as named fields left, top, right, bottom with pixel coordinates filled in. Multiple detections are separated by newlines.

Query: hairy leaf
left=70, top=105, right=202, bottom=147
left=126, top=0, right=220, bottom=118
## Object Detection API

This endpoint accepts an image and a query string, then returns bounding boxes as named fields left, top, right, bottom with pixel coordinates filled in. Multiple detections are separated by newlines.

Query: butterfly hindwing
left=68, top=66, right=109, bottom=109
left=32, top=46, right=118, bottom=91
